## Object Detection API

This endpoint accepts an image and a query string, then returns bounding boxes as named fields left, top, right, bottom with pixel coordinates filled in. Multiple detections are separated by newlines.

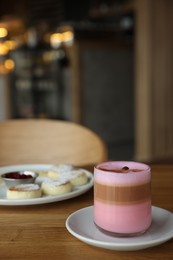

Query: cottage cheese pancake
left=48, top=164, right=74, bottom=180
left=41, top=180, right=72, bottom=195
left=7, top=184, right=42, bottom=199
left=68, top=170, right=88, bottom=186
left=48, top=167, right=88, bottom=187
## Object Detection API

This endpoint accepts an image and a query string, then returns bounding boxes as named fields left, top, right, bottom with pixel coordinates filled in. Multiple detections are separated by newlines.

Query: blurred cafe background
left=0, top=0, right=173, bottom=163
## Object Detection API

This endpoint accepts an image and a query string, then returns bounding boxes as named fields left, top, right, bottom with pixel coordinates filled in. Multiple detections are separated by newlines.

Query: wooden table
left=0, top=164, right=172, bottom=260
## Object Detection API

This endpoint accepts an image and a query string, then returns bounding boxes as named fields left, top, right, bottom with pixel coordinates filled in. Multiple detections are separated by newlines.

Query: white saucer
left=66, top=206, right=173, bottom=251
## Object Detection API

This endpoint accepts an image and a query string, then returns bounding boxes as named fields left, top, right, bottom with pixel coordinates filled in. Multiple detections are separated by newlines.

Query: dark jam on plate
left=4, top=172, right=33, bottom=179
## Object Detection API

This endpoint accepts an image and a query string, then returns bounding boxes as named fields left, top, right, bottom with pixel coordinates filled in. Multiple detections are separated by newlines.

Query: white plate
left=0, top=164, right=94, bottom=206
left=66, top=206, right=173, bottom=251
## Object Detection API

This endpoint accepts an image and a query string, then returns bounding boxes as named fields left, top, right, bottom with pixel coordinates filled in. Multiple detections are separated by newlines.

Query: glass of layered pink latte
left=94, top=161, right=152, bottom=236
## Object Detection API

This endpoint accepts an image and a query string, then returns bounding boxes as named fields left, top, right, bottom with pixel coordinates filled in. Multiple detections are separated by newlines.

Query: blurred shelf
left=89, top=1, right=135, bottom=19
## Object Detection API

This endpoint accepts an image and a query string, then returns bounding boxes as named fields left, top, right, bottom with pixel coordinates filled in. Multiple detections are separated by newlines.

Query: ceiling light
left=0, top=27, right=8, bottom=38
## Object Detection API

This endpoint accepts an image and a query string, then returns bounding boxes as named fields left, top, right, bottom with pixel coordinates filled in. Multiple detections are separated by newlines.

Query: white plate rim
left=0, top=164, right=94, bottom=206
left=66, top=205, right=173, bottom=251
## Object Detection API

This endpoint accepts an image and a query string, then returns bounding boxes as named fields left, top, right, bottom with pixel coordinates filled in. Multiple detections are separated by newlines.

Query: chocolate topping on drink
left=97, top=165, right=143, bottom=173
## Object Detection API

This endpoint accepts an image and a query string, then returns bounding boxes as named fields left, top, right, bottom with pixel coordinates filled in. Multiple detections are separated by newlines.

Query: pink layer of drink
left=94, top=161, right=152, bottom=235
left=94, top=200, right=151, bottom=234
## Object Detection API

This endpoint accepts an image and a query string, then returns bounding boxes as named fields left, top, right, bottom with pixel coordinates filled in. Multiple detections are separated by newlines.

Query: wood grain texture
left=135, top=0, right=153, bottom=162
left=0, top=119, right=107, bottom=166
left=135, top=0, right=173, bottom=162
left=0, top=164, right=172, bottom=259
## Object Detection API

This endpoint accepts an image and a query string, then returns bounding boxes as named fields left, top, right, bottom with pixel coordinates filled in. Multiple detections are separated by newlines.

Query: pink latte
left=94, top=161, right=152, bottom=236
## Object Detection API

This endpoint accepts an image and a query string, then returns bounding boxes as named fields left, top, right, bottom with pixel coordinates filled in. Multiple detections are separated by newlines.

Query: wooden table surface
left=0, top=164, right=172, bottom=260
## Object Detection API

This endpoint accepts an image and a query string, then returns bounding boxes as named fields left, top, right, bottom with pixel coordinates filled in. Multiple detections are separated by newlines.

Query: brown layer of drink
left=94, top=182, right=151, bottom=205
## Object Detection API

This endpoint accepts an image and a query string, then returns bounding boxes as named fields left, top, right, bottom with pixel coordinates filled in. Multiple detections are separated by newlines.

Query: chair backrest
left=0, top=119, right=107, bottom=167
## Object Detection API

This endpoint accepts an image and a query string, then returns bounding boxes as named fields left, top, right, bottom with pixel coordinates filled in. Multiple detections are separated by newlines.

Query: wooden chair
left=0, top=119, right=107, bottom=167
